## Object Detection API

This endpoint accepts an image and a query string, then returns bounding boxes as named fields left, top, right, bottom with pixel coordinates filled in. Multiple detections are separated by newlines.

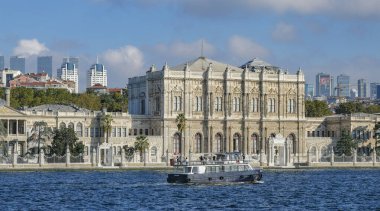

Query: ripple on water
left=0, top=169, right=379, bottom=210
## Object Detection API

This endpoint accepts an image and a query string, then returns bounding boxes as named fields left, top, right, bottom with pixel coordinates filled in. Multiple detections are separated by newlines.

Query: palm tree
left=134, top=135, right=149, bottom=166
left=101, top=114, right=113, bottom=144
left=30, top=121, right=52, bottom=161
left=0, top=120, right=8, bottom=155
left=175, top=113, right=187, bottom=155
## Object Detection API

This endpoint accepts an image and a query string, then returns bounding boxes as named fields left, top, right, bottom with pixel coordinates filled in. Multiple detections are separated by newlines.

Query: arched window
left=287, top=134, right=296, bottom=154
left=174, top=96, right=182, bottom=111
left=287, top=99, right=296, bottom=113
left=251, top=133, right=259, bottom=154
left=195, top=133, right=202, bottom=153
left=76, top=123, right=83, bottom=137
left=59, top=122, right=66, bottom=129
left=173, top=133, right=181, bottom=154
left=215, top=133, right=223, bottom=153
left=68, top=122, right=74, bottom=130
left=233, top=97, right=240, bottom=112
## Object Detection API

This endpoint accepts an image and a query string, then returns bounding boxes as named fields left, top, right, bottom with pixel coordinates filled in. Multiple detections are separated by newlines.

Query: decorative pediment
left=172, top=85, right=183, bottom=93
left=232, top=86, right=241, bottom=94
left=194, top=86, right=202, bottom=94
left=250, top=87, right=259, bottom=94
left=0, top=106, right=26, bottom=117
left=215, top=86, right=223, bottom=93
left=287, top=88, right=297, bottom=95
left=268, top=88, right=278, bottom=95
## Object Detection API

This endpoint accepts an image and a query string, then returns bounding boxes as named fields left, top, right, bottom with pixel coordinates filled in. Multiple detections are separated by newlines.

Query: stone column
left=307, top=149, right=310, bottom=166
left=66, top=147, right=70, bottom=167
left=110, top=146, right=114, bottom=167
left=353, top=149, right=357, bottom=166
left=39, top=150, right=44, bottom=167
left=97, top=146, right=102, bottom=167
left=330, top=147, right=334, bottom=166
left=121, top=148, right=126, bottom=167
left=12, top=145, right=18, bottom=167
left=91, top=147, right=96, bottom=167
left=373, top=148, right=377, bottom=166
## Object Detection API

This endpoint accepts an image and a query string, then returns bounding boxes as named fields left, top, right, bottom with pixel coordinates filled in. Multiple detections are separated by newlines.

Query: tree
left=101, top=114, right=113, bottom=144
left=134, top=135, right=149, bottom=166
left=28, top=121, right=53, bottom=160
left=51, top=127, right=83, bottom=156
left=175, top=113, right=187, bottom=154
left=305, top=100, right=332, bottom=117
left=335, top=102, right=364, bottom=114
left=123, top=145, right=135, bottom=162
left=335, top=133, right=356, bottom=156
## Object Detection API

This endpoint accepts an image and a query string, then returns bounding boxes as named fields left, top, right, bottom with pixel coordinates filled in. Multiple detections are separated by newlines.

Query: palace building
left=0, top=57, right=377, bottom=167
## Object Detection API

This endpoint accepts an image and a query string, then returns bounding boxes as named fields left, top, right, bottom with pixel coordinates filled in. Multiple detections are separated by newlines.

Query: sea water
left=0, top=169, right=379, bottom=210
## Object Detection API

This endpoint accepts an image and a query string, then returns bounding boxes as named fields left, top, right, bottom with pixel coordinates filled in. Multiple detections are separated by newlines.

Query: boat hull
left=167, top=170, right=262, bottom=184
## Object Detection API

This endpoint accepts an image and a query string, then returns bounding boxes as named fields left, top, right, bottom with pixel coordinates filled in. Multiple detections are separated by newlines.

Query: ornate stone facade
left=128, top=57, right=307, bottom=165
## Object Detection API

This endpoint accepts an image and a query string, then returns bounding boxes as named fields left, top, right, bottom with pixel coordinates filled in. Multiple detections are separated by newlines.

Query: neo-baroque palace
left=0, top=57, right=377, bottom=167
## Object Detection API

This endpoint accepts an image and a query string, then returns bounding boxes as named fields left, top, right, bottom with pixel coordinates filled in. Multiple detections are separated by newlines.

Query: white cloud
left=101, top=45, right=144, bottom=85
left=13, top=39, right=49, bottom=57
left=228, top=35, right=270, bottom=60
left=272, top=22, right=296, bottom=42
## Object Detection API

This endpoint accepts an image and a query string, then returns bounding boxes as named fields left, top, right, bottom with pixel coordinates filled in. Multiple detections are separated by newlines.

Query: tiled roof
left=24, top=104, right=91, bottom=112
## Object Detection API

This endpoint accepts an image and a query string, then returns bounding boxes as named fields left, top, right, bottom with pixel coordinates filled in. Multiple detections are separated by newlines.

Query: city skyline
left=0, top=0, right=380, bottom=90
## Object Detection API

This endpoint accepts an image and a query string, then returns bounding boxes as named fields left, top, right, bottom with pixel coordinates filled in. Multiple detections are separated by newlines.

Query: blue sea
left=0, top=168, right=379, bottom=210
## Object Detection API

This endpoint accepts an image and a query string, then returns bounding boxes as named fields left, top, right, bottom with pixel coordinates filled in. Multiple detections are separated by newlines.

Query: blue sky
left=1, top=0, right=380, bottom=90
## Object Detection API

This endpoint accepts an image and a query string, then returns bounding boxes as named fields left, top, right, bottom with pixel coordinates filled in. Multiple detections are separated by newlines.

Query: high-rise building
left=336, top=74, right=350, bottom=97
left=63, top=57, right=79, bottom=68
left=370, top=82, right=380, bottom=99
left=57, top=61, right=79, bottom=93
left=305, top=83, right=314, bottom=98
left=87, top=61, right=107, bottom=88
left=377, top=85, right=380, bottom=99
left=10, top=56, right=25, bottom=73
left=315, top=73, right=333, bottom=97
left=37, top=56, right=53, bottom=76
left=358, top=79, right=367, bottom=98
left=0, top=56, right=4, bottom=70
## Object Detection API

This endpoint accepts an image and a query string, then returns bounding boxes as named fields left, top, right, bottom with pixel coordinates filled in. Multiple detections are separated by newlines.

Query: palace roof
left=23, top=104, right=90, bottom=112
left=171, top=57, right=243, bottom=72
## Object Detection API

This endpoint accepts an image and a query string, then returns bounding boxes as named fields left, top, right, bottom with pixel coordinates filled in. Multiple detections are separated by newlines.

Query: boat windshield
left=183, top=167, right=192, bottom=173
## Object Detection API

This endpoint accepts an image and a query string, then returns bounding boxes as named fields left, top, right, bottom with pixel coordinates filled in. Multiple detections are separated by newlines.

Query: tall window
left=233, top=97, right=240, bottom=112
left=251, top=134, right=259, bottom=154
left=141, top=99, right=145, bottom=114
left=195, top=96, right=202, bottom=111
left=174, top=133, right=181, bottom=154
left=215, top=97, right=222, bottom=111
left=174, top=96, right=182, bottom=111
left=155, top=96, right=160, bottom=112
left=76, top=123, right=83, bottom=137
left=195, top=133, right=202, bottom=153
left=268, top=98, right=276, bottom=113
left=215, top=133, right=222, bottom=152
left=252, top=98, right=259, bottom=112
left=287, top=99, right=296, bottom=113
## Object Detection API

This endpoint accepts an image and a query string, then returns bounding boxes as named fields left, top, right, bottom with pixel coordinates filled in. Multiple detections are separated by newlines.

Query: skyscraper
left=57, top=61, right=79, bottom=93
left=305, top=83, right=314, bottom=98
left=0, top=56, right=4, bottom=70
left=87, top=61, right=107, bottom=88
left=62, top=57, right=79, bottom=68
left=336, top=74, right=350, bottom=97
left=37, top=56, right=53, bottom=76
left=358, top=79, right=367, bottom=98
left=370, top=82, right=380, bottom=99
left=10, top=56, right=25, bottom=72
left=315, top=73, right=333, bottom=97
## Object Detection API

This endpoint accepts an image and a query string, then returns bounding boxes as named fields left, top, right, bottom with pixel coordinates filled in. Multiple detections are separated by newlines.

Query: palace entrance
left=268, top=134, right=294, bottom=167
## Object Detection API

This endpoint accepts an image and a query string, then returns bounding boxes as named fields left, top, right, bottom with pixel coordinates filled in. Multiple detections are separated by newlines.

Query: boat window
left=184, top=167, right=192, bottom=173
left=206, top=166, right=221, bottom=173
left=238, top=165, right=245, bottom=171
left=231, top=165, right=238, bottom=172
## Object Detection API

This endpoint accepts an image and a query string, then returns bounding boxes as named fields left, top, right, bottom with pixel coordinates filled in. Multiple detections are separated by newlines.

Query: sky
left=1, top=0, right=380, bottom=91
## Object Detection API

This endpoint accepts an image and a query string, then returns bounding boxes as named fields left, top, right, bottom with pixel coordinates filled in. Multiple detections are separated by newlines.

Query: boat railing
left=174, top=159, right=250, bottom=166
